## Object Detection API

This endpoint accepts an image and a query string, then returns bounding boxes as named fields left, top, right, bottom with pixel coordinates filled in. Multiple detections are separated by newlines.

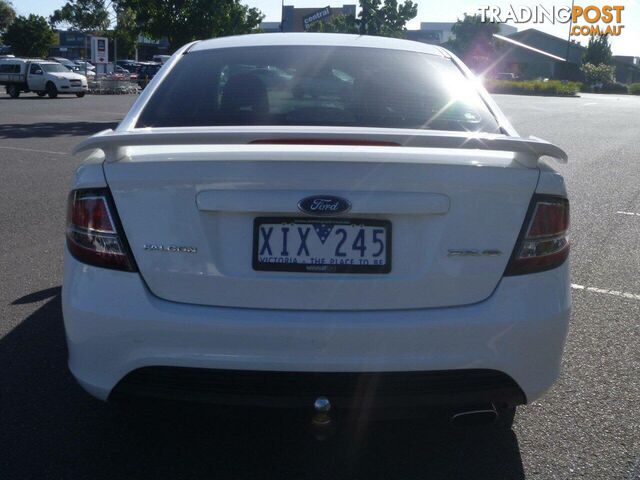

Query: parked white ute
left=63, top=34, right=570, bottom=428
left=0, top=58, right=88, bottom=98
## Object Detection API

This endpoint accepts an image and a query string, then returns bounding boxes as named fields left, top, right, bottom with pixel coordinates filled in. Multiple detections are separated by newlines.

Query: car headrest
left=220, top=73, right=269, bottom=117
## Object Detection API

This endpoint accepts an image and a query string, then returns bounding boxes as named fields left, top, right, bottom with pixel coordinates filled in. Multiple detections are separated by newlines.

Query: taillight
left=66, top=189, right=137, bottom=271
left=504, top=195, right=569, bottom=276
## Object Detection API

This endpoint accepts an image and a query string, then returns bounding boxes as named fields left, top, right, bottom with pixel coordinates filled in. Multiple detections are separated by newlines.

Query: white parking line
left=0, top=145, right=67, bottom=155
left=616, top=211, right=640, bottom=217
left=572, top=283, right=640, bottom=301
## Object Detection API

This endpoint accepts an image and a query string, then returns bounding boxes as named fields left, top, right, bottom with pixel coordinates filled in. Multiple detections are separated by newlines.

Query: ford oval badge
left=298, top=195, right=351, bottom=216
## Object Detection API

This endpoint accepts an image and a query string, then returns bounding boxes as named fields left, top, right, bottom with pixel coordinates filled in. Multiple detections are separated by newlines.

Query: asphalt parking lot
left=1, top=91, right=639, bottom=479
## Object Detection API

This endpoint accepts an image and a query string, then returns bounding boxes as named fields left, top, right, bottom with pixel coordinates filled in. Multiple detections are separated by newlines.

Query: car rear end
left=62, top=34, right=570, bottom=417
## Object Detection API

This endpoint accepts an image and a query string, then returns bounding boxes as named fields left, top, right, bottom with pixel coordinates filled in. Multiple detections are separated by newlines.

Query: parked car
left=152, top=54, right=171, bottom=64
left=65, top=34, right=570, bottom=428
left=136, top=62, right=161, bottom=88
left=116, top=60, right=140, bottom=80
left=47, top=57, right=92, bottom=76
left=73, top=60, right=96, bottom=71
left=0, top=58, right=88, bottom=98
left=106, top=65, right=138, bottom=81
left=69, top=64, right=96, bottom=78
left=48, top=56, right=77, bottom=69
left=116, top=60, right=140, bottom=73
left=495, top=72, right=519, bottom=81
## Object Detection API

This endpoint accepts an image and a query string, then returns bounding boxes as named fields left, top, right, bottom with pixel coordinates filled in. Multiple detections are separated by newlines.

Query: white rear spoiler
left=73, top=127, right=567, bottom=168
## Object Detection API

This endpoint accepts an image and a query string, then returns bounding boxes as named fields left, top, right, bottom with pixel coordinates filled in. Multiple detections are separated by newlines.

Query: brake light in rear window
left=66, top=189, right=137, bottom=272
left=505, top=195, right=569, bottom=276
left=249, top=139, right=400, bottom=147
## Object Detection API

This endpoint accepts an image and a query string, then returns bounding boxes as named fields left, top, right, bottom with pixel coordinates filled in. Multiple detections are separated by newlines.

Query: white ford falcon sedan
left=63, top=33, right=570, bottom=428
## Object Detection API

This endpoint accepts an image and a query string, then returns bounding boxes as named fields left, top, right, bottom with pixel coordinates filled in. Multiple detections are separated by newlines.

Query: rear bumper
left=111, top=367, right=526, bottom=409
left=62, top=251, right=570, bottom=406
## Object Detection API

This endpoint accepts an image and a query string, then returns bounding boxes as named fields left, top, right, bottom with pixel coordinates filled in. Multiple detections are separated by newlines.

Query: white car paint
left=74, top=61, right=96, bottom=71
left=102, top=145, right=538, bottom=310
left=0, top=58, right=88, bottom=96
left=45, top=70, right=89, bottom=86
left=63, top=34, right=571, bottom=412
left=63, top=250, right=570, bottom=403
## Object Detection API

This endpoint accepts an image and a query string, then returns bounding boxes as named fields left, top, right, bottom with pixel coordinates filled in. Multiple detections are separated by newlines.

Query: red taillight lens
left=69, top=196, right=115, bottom=233
left=526, top=201, right=569, bottom=238
left=505, top=195, right=569, bottom=276
left=66, top=189, right=137, bottom=271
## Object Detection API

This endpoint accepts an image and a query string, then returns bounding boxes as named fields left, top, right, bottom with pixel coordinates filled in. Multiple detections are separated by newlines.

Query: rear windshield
left=136, top=46, right=500, bottom=133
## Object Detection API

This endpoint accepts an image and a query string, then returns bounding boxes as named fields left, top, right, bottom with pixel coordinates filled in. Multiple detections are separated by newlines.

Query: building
left=411, top=22, right=516, bottom=45
left=492, top=28, right=640, bottom=83
left=135, top=35, right=170, bottom=61
left=49, top=31, right=90, bottom=59
left=259, top=21, right=282, bottom=33
left=281, top=4, right=356, bottom=32
left=405, top=29, right=444, bottom=44
left=491, top=29, right=583, bottom=80
left=613, top=55, right=640, bottom=84
left=47, top=31, right=169, bottom=62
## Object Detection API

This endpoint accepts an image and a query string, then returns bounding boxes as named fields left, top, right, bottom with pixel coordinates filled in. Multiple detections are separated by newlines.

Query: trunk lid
left=104, top=144, right=538, bottom=310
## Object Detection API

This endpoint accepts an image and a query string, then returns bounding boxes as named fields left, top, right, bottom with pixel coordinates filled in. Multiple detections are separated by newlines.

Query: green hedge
left=629, top=83, right=640, bottom=95
left=597, top=82, right=628, bottom=94
left=485, top=80, right=580, bottom=97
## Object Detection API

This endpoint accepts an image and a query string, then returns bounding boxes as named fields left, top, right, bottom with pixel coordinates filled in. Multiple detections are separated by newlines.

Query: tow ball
left=311, top=396, right=336, bottom=440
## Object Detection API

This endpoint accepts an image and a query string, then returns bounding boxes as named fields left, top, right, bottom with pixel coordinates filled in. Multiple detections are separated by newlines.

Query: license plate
left=253, top=217, right=391, bottom=273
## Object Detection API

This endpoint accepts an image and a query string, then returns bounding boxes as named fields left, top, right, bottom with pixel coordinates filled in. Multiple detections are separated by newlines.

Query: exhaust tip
left=450, top=405, right=498, bottom=427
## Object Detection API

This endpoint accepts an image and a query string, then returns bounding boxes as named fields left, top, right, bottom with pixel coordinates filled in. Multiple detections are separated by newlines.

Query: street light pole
left=562, top=0, right=576, bottom=80
left=565, top=0, right=575, bottom=62
left=114, top=11, right=119, bottom=65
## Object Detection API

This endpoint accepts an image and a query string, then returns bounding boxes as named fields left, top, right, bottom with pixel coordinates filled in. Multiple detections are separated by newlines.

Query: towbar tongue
left=310, top=396, right=336, bottom=441
left=312, top=396, right=332, bottom=425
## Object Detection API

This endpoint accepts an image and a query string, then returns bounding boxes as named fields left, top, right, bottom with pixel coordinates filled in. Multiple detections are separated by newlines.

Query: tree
left=119, top=0, right=263, bottom=52
left=359, top=0, right=417, bottom=37
left=50, top=0, right=115, bottom=65
left=583, top=34, right=612, bottom=66
left=49, top=0, right=111, bottom=33
left=581, top=62, right=615, bottom=85
left=308, top=0, right=416, bottom=37
left=0, top=0, right=16, bottom=34
left=112, top=6, right=138, bottom=59
left=445, top=14, right=499, bottom=71
left=307, top=14, right=358, bottom=34
left=2, top=15, right=56, bottom=57
left=50, top=0, right=140, bottom=61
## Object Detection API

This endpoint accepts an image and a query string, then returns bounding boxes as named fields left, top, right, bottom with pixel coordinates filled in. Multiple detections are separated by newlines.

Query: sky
left=14, top=0, right=640, bottom=55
